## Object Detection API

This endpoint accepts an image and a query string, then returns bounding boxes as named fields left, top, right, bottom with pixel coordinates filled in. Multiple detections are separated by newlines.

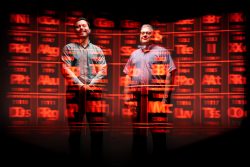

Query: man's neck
left=79, top=38, right=89, bottom=48
left=140, top=43, right=153, bottom=53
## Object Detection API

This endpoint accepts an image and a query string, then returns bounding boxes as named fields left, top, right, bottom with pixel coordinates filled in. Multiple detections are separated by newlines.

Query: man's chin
left=141, top=41, right=149, bottom=45
left=78, top=34, right=87, bottom=38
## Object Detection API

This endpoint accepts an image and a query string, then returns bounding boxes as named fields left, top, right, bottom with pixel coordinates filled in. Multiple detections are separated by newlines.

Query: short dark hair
left=75, top=17, right=90, bottom=27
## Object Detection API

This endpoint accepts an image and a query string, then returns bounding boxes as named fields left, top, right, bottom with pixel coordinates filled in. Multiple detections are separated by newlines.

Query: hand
left=124, top=93, right=131, bottom=102
left=162, top=98, right=167, bottom=104
left=79, top=84, right=90, bottom=91
left=162, top=97, right=171, bottom=104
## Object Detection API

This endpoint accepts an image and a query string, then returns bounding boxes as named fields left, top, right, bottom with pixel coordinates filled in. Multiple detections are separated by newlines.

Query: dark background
left=1, top=0, right=250, bottom=166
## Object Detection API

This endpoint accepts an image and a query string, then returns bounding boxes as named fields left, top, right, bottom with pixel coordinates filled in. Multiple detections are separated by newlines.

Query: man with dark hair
left=61, top=17, right=107, bottom=162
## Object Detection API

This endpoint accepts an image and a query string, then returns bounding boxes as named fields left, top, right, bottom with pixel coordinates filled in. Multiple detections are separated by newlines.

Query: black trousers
left=66, top=87, right=106, bottom=162
left=130, top=88, right=170, bottom=160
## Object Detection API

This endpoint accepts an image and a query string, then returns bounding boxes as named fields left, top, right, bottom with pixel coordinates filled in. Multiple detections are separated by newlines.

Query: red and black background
left=0, top=0, right=250, bottom=166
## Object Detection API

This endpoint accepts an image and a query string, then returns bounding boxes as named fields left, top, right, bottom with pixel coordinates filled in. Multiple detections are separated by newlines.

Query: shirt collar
left=138, top=44, right=154, bottom=53
left=80, top=40, right=90, bottom=49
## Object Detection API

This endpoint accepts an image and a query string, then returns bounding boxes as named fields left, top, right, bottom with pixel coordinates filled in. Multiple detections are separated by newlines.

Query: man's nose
left=79, top=25, right=85, bottom=29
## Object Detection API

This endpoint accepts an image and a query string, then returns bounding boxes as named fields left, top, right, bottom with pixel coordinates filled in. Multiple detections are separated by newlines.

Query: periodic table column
left=119, top=20, right=141, bottom=123
left=201, top=15, right=224, bottom=126
left=228, top=12, right=247, bottom=126
left=173, top=19, right=196, bottom=127
left=36, top=9, right=61, bottom=125
left=7, top=13, right=36, bottom=126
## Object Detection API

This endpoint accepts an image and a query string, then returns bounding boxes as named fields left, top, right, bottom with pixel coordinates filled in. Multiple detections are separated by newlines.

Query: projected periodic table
left=6, top=10, right=247, bottom=129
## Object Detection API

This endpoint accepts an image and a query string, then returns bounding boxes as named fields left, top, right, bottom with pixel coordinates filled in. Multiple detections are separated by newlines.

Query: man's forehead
left=76, top=20, right=88, bottom=25
left=141, top=27, right=153, bottom=32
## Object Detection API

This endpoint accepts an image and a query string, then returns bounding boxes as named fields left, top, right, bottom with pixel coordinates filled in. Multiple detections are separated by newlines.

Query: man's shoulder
left=152, top=44, right=170, bottom=55
left=131, top=48, right=141, bottom=55
left=153, top=44, right=168, bottom=51
left=64, top=43, right=77, bottom=48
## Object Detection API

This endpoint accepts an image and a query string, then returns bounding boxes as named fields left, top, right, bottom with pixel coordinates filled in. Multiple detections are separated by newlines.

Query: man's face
left=140, top=26, right=153, bottom=45
left=75, top=20, right=91, bottom=38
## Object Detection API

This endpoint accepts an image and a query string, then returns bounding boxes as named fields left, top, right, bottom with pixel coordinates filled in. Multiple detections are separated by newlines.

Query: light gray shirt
left=123, top=44, right=176, bottom=86
left=61, top=42, right=107, bottom=86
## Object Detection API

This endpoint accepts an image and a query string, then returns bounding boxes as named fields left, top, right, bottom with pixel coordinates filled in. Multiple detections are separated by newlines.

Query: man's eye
left=141, top=32, right=152, bottom=35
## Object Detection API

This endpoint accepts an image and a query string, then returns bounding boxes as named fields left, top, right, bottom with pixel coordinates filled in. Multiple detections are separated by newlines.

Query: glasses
left=140, top=31, right=152, bottom=35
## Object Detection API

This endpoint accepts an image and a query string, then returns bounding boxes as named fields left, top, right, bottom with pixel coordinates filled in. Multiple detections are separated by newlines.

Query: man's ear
left=88, top=29, right=91, bottom=33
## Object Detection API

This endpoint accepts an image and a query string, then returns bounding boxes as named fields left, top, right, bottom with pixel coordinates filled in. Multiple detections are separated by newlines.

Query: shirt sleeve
left=123, top=56, right=133, bottom=75
left=61, top=45, right=83, bottom=86
left=166, top=50, right=176, bottom=73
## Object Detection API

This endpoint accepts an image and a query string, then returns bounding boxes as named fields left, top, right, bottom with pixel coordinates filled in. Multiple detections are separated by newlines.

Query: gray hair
left=141, top=24, right=154, bottom=31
